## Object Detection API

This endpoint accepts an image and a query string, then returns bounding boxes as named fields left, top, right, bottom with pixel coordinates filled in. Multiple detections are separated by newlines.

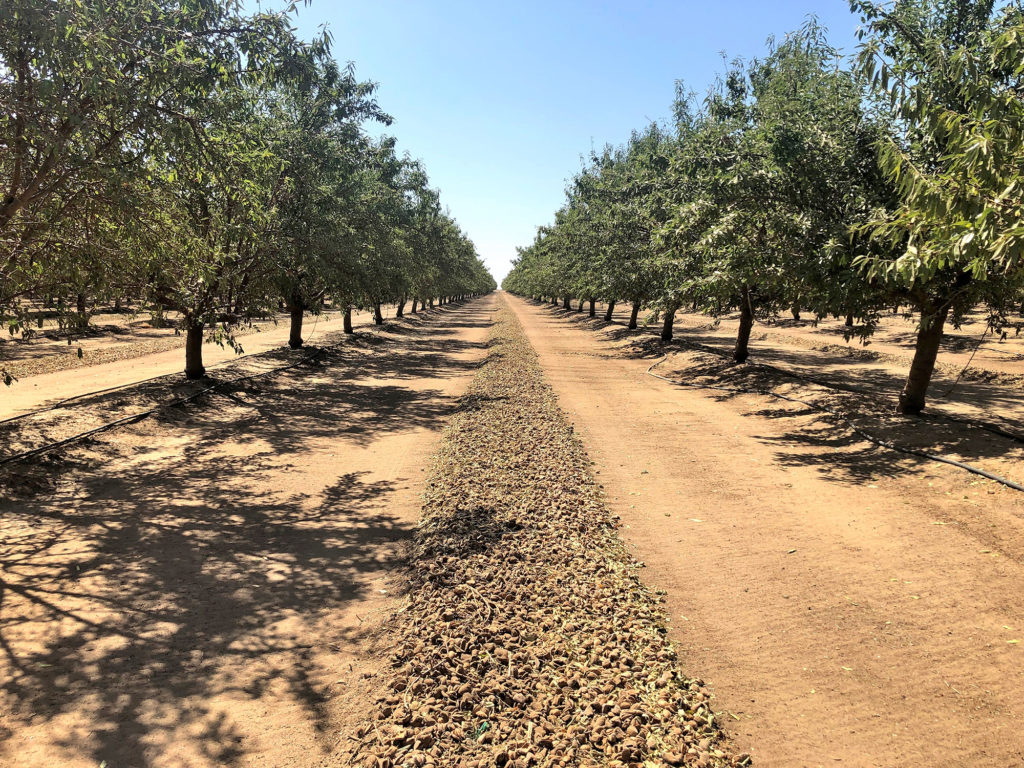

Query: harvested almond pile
left=345, top=303, right=745, bottom=768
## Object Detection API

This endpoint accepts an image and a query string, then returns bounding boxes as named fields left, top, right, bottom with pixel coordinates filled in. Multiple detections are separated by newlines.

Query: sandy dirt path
left=505, top=293, right=1024, bottom=768
left=0, top=298, right=495, bottom=768
left=0, top=308, right=383, bottom=420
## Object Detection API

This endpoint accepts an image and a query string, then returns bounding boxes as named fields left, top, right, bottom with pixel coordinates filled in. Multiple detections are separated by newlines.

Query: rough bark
left=288, top=302, right=304, bottom=349
left=588, top=298, right=596, bottom=317
left=661, top=305, right=677, bottom=342
left=604, top=300, right=615, bottom=322
left=396, top=296, right=406, bottom=318
left=628, top=300, right=641, bottom=330
left=897, top=301, right=951, bottom=415
left=343, top=306, right=353, bottom=334
left=845, top=311, right=855, bottom=327
left=411, top=298, right=418, bottom=314
left=563, top=297, right=571, bottom=310
left=184, top=322, right=205, bottom=379
left=373, top=302, right=384, bottom=325
left=733, top=286, right=754, bottom=363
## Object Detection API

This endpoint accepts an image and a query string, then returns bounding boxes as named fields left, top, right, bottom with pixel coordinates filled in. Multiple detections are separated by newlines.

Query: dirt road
left=0, top=307, right=384, bottom=420
left=505, top=293, right=1024, bottom=768
left=0, top=298, right=495, bottom=768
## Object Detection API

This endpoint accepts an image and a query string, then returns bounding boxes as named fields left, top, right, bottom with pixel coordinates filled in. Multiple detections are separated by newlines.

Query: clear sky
left=284, top=1, right=864, bottom=283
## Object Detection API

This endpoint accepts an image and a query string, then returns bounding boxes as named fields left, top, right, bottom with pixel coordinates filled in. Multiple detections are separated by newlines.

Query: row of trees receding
left=2, top=0, right=495, bottom=382
left=502, top=0, right=1024, bottom=414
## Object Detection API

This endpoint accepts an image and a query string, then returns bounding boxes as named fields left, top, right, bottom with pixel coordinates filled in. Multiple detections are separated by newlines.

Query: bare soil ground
left=0, top=299, right=495, bottom=768
left=344, top=300, right=740, bottom=768
left=0, top=307, right=387, bottom=419
left=506, top=294, right=1024, bottom=768
left=670, top=305, right=1024, bottom=389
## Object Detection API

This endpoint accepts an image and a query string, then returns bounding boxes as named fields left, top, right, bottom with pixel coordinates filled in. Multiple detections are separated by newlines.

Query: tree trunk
left=790, top=304, right=800, bottom=321
left=343, top=306, right=353, bottom=334
left=373, top=302, right=383, bottom=325
left=897, top=301, right=951, bottom=415
left=551, top=297, right=557, bottom=305
left=661, top=305, right=677, bottom=342
left=845, top=311, right=855, bottom=327
left=429, top=298, right=434, bottom=309
left=563, top=296, right=571, bottom=310
left=76, top=292, right=86, bottom=316
left=288, top=302, right=304, bottom=349
left=734, top=286, right=754, bottom=363
left=411, top=298, right=418, bottom=314
left=152, top=305, right=165, bottom=328
left=184, top=322, right=205, bottom=379
left=114, top=296, right=122, bottom=312
left=628, top=300, right=641, bottom=329
left=396, top=296, right=406, bottom=318
left=604, top=299, right=615, bottom=322
left=577, top=298, right=585, bottom=312
left=588, top=298, right=596, bottom=317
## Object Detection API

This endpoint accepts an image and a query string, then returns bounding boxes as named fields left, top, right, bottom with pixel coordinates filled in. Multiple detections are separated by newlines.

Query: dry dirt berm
left=345, top=305, right=742, bottom=768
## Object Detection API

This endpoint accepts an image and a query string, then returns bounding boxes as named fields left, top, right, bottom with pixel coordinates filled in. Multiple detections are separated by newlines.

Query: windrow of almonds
left=346, top=303, right=745, bottom=768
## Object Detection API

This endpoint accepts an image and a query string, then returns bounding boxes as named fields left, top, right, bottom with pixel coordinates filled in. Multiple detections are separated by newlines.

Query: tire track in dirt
left=505, top=293, right=1024, bottom=768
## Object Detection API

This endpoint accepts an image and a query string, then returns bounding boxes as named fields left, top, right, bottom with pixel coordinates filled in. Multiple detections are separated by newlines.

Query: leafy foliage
left=0, top=0, right=494, bottom=380
left=504, top=4, right=1024, bottom=412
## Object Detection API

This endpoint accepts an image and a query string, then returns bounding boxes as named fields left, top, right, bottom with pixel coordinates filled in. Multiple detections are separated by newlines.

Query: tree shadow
left=520, top=298, right=1024, bottom=488
left=0, top=298, right=494, bottom=766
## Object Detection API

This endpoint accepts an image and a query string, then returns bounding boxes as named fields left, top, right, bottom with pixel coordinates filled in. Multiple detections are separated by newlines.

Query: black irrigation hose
left=660, top=332, right=1024, bottom=447
left=0, top=301, right=473, bottom=468
left=0, top=346, right=329, bottom=468
left=0, top=370, right=185, bottom=426
left=645, top=356, right=1024, bottom=494
left=0, top=311, right=345, bottom=428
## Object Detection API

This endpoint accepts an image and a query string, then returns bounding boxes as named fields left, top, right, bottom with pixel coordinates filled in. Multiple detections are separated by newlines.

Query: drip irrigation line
left=937, top=326, right=988, bottom=399
left=645, top=356, right=1024, bottom=494
left=0, top=309, right=351, bottom=428
left=661, top=334, right=1024, bottom=447
left=0, top=346, right=330, bottom=468
left=0, top=300, right=472, bottom=468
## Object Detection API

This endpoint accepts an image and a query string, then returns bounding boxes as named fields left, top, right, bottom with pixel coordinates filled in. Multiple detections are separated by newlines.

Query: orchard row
left=503, top=1, right=1024, bottom=414
left=1, top=0, right=495, bottom=381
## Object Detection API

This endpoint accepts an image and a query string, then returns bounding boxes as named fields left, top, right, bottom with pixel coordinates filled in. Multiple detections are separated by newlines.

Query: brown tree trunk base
left=896, top=303, right=950, bottom=415
left=185, top=323, right=205, bottom=379
left=288, top=305, right=303, bottom=349
left=661, top=306, right=677, bottom=342
left=734, top=287, right=754, bottom=363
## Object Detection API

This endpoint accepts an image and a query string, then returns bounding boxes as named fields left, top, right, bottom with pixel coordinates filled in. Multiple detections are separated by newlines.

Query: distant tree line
left=1, top=0, right=495, bottom=381
left=502, top=0, right=1024, bottom=414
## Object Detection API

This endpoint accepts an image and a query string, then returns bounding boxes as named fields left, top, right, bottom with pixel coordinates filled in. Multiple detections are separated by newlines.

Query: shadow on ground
left=523, top=299, right=1024, bottom=487
left=0, top=300, right=492, bottom=767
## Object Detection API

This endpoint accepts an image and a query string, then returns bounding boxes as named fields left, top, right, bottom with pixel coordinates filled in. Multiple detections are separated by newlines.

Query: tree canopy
left=504, top=1, right=1024, bottom=414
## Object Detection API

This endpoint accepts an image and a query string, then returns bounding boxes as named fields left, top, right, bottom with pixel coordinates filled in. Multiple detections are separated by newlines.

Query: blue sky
left=284, top=1, right=864, bottom=283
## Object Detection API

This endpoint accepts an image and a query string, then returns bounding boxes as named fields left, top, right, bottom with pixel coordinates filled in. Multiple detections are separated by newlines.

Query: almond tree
left=852, top=0, right=1024, bottom=412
